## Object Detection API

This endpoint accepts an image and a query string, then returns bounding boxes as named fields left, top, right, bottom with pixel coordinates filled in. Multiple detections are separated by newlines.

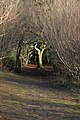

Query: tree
left=0, top=0, right=21, bottom=36
left=29, top=0, right=80, bottom=80
left=0, top=0, right=80, bottom=81
left=0, top=0, right=21, bottom=70
left=35, top=43, right=46, bottom=68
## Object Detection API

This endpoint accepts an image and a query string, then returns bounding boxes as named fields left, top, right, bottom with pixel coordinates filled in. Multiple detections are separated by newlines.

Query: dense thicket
left=0, top=0, right=80, bottom=80
left=29, top=0, right=80, bottom=80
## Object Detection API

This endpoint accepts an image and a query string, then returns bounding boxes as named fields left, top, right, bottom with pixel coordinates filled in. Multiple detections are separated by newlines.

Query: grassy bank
left=0, top=72, right=80, bottom=120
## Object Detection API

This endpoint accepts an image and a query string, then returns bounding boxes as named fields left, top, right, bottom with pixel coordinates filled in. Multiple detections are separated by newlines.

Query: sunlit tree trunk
left=35, top=44, right=45, bottom=68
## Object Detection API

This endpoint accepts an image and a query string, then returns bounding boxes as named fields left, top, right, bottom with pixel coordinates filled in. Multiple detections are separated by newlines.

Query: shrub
left=3, top=55, right=16, bottom=71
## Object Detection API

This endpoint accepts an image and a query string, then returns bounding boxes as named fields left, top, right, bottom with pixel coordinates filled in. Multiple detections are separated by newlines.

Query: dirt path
left=21, top=64, right=53, bottom=76
left=0, top=71, right=80, bottom=120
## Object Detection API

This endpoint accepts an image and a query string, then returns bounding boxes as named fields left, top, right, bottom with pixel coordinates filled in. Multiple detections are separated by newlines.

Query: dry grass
left=0, top=72, right=80, bottom=120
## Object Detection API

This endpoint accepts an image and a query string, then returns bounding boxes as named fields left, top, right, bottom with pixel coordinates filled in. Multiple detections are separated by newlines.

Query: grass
left=0, top=72, right=80, bottom=120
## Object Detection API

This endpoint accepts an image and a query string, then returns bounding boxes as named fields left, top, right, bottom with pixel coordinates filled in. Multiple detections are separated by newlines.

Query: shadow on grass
left=0, top=92, right=80, bottom=120
left=0, top=71, right=80, bottom=93
left=0, top=72, right=80, bottom=120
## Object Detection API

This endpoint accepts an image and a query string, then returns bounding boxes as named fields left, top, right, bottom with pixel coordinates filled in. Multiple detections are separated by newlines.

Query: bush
left=3, top=56, right=16, bottom=71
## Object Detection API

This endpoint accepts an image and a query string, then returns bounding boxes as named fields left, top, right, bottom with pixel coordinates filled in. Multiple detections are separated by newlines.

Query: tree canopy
left=0, top=0, right=80, bottom=80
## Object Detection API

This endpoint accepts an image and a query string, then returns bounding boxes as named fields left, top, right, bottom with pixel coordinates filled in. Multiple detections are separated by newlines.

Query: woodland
left=0, top=0, right=80, bottom=120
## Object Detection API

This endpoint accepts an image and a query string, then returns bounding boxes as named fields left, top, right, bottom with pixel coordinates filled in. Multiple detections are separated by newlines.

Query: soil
left=21, top=64, right=53, bottom=76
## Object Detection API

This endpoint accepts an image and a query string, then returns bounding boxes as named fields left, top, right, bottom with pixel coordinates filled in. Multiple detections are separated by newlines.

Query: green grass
left=0, top=72, right=80, bottom=120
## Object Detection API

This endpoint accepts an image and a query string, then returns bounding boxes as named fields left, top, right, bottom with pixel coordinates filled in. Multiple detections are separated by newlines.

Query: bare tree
left=0, top=0, right=80, bottom=79
left=0, top=0, right=22, bottom=70
left=29, top=0, right=80, bottom=80
left=0, top=0, right=21, bottom=35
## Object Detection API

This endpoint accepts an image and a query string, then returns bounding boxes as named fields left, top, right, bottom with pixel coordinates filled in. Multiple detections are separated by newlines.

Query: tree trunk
left=0, top=37, right=4, bottom=71
left=38, top=51, right=43, bottom=68
left=35, top=44, right=45, bottom=69
left=15, top=40, right=23, bottom=73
